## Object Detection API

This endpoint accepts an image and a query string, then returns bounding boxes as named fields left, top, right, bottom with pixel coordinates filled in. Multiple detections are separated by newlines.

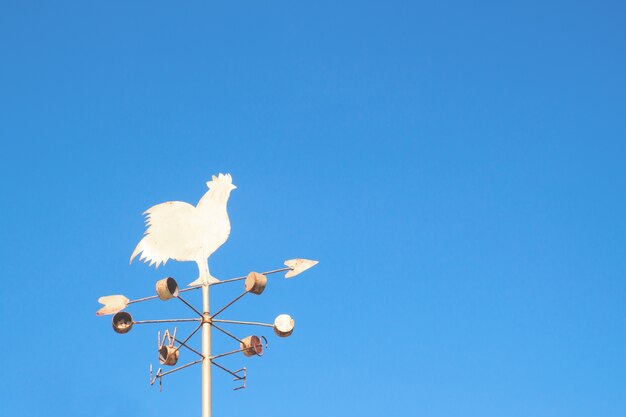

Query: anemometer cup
left=240, top=335, right=265, bottom=357
left=244, top=272, right=267, bottom=295
left=159, top=346, right=180, bottom=366
left=273, top=314, right=295, bottom=338
left=156, top=277, right=179, bottom=300
left=112, top=312, right=134, bottom=334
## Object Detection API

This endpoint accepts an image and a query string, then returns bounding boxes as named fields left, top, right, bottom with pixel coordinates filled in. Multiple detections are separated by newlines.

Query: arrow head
left=284, top=258, right=319, bottom=278
left=96, top=295, right=130, bottom=316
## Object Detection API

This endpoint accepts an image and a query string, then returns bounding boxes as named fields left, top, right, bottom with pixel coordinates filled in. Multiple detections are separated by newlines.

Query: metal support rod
left=201, top=284, right=211, bottom=417
left=211, top=323, right=244, bottom=344
left=133, top=318, right=202, bottom=324
left=211, top=361, right=245, bottom=380
left=173, top=323, right=203, bottom=354
left=158, top=359, right=203, bottom=378
left=210, top=347, right=248, bottom=360
left=175, top=337, right=204, bottom=358
left=178, top=295, right=204, bottom=318
left=210, top=291, right=248, bottom=319
left=211, top=319, right=274, bottom=328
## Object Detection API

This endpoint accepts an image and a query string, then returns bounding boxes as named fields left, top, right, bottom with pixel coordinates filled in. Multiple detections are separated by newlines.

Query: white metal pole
left=201, top=283, right=212, bottom=417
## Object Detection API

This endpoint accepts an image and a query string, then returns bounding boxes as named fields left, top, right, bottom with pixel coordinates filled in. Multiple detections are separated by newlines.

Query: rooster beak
left=231, top=185, right=237, bottom=190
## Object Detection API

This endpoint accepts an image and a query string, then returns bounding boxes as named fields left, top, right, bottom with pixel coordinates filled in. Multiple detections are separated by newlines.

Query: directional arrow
left=284, top=259, right=319, bottom=278
left=96, top=295, right=130, bottom=316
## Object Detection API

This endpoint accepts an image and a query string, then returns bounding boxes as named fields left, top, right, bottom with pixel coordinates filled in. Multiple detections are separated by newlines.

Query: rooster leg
left=188, top=258, right=220, bottom=286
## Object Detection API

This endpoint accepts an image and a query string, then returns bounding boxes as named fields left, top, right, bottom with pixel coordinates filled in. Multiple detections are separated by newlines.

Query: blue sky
left=1, top=1, right=625, bottom=416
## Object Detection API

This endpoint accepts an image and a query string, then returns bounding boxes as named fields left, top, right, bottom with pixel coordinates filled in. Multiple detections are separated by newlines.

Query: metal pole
left=201, top=283, right=211, bottom=417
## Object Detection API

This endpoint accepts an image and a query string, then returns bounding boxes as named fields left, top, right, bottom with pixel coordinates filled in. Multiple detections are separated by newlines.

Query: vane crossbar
left=129, top=294, right=159, bottom=304
left=129, top=285, right=202, bottom=305
left=123, top=266, right=294, bottom=306
left=179, top=286, right=203, bottom=294
left=208, top=267, right=293, bottom=287
left=207, top=276, right=246, bottom=286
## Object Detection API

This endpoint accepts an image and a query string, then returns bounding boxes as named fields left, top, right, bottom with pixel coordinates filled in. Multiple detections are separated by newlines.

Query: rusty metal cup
left=244, top=272, right=267, bottom=295
left=156, top=277, right=179, bottom=300
left=240, top=335, right=264, bottom=357
left=159, top=345, right=180, bottom=366
left=112, top=312, right=133, bottom=334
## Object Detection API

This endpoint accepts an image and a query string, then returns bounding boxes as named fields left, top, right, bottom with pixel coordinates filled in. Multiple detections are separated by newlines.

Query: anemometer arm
left=173, top=323, right=204, bottom=357
left=210, top=319, right=274, bottom=327
left=210, top=291, right=248, bottom=319
left=175, top=337, right=204, bottom=358
left=210, top=323, right=245, bottom=344
left=177, top=294, right=204, bottom=317
left=134, top=318, right=201, bottom=324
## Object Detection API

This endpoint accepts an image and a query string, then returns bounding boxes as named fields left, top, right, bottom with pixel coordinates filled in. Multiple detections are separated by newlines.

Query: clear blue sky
left=1, top=1, right=625, bottom=416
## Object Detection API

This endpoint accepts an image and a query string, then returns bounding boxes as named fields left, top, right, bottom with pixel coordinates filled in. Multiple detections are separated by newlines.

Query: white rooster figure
left=130, top=173, right=236, bottom=286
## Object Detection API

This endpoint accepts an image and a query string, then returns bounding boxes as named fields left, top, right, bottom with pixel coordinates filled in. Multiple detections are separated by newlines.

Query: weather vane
left=97, top=173, right=318, bottom=417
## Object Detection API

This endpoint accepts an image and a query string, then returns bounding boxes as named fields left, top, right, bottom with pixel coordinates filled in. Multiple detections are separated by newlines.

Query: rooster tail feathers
left=130, top=237, right=170, bottom=269
left=130, top=241, right=143, bottom=264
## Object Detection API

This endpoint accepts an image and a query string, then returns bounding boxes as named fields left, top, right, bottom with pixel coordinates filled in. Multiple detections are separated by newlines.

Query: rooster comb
left=206, top=173, right=235, bottom=189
